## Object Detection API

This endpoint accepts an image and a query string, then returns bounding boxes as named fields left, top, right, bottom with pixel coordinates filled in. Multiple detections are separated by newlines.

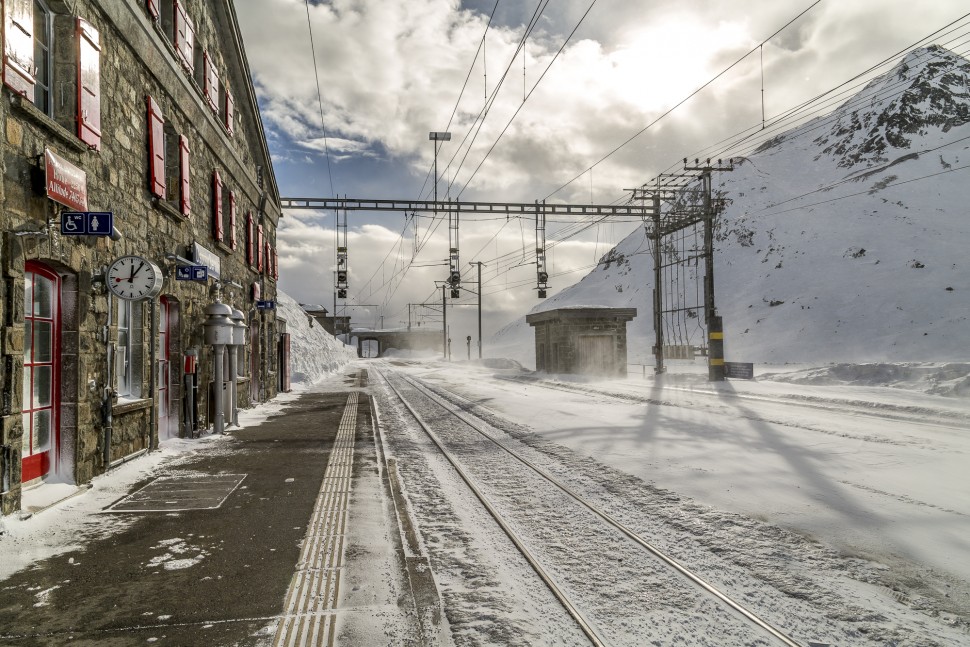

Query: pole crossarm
left=280, top=197, right=656, bottom=219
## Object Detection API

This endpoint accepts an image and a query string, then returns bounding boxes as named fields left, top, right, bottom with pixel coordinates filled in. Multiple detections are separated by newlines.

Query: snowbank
left=276, top=291, right=357, bottom=388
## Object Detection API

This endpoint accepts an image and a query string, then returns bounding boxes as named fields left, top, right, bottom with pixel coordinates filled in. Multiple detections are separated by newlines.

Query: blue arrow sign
left=60, top=211, right=113, bottom=236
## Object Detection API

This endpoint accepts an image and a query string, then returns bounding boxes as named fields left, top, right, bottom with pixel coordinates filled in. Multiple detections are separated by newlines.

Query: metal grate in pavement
left=104, top=474, right=247, bottom=513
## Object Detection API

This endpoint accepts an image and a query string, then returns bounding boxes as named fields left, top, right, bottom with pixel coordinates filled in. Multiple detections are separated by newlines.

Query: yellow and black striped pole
left=708, top=316, right=725, bottom=381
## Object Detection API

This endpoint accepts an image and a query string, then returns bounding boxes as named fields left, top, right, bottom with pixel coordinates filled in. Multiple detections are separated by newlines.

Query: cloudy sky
left=234, top=0, right=966, bottom=345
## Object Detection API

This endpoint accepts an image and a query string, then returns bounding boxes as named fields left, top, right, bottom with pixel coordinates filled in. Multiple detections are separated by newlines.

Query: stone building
left=0, top=0, right=282, bottom=515
left=526, top=307, right=637, bottom=377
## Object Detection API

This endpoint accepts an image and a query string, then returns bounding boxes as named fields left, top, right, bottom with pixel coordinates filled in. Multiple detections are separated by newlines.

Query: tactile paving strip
left=273, top=391, right=358, bottom=647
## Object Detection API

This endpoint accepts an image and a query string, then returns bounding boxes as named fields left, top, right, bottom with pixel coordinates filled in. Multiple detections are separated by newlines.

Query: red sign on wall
left=44, top=148, right=88, bottom=211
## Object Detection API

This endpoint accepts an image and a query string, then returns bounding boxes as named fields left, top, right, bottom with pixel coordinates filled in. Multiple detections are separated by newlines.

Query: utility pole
left=651, top=194, right=664, bottom=375
left=684, top=158, right=733, bottom=381
left=441, top=284, right=447, bottom=360
left=469, top=261, right=485, bottom=359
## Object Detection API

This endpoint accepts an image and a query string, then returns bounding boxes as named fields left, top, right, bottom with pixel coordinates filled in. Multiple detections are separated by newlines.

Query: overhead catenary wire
left=543, top=0, right=822, bottom=202
left=303, top=0, right=335, bottom=197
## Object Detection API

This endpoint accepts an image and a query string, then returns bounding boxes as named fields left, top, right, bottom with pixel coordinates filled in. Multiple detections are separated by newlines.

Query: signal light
left=538, top=289, right=547, bottom=298
left=449, top=271, right=461, bottom=285
left=337, top=270, right=348, bottom=284
left=538, top=271, right=548, bottom=283
left=451, top=288, right=460, bottom=298
left=337, top=289, right=347, bottom=299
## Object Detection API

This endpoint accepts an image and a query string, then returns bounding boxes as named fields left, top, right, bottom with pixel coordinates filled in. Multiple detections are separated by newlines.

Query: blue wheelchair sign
left=60, top=211, right=113, bottom=236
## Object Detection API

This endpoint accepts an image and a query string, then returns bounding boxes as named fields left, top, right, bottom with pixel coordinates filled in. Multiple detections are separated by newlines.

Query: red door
left=22, top=263, right=60, bottom=482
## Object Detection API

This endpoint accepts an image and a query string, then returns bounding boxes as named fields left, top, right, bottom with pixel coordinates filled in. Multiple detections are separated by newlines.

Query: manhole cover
left=105, top=474, right=247, bottom=513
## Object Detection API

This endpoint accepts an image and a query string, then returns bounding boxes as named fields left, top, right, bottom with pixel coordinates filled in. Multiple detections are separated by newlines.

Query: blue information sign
left=60, top=211, right=113, bottom=236
left=255, top=300, right=276, bottom=310
left=175, top=265, right=209, bottom=281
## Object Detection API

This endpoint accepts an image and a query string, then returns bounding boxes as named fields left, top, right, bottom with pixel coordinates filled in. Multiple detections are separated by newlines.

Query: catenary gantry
left=280, top=197, right=657, bottom=219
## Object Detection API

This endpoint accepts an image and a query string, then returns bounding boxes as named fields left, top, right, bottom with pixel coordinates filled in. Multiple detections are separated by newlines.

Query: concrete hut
left=526, top=307, right=637, bottom=377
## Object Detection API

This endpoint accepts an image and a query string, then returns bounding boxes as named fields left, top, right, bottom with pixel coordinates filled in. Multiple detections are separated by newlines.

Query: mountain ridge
left=491, top=45, right=970, bottom=367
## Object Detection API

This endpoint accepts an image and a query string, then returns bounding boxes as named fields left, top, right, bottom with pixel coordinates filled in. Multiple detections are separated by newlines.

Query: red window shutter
left=203, top=51, right=219, bottom=113
left=3, top=0, right=35, bottom=100
left=264, top=240, right=271, bottom=275
left=147, top=96, right=166, bottom=198
left=146, top=0, right=160, bottom=21
left=224, top=88, right=234, bottom=134
left=212, top=170, right=223, bottom=241
left=246, top=212, right=255, bottom=266
left=273, top=248, right=279, bottom=280
left=256, top=225, right=264, bottom=271
left=77, top=19, right=102, bottom=151
left=173, top=0, right=194, bottom=72
left=179, top=135, right=191, bottom=216
left=228, top=191, right=237, bottom=249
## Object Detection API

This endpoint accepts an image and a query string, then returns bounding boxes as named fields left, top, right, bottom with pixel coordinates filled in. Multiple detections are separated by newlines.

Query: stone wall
left=0, top=0, right=281, bottom=515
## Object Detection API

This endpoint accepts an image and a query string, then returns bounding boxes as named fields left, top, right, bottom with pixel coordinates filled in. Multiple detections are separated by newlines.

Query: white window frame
left=115, top=299, right=143, bottom=399
left=32, top=0, right=52, bottom=115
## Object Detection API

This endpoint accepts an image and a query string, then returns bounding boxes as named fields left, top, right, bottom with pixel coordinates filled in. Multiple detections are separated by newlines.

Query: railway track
left=376, top=365, right=816, bottom=647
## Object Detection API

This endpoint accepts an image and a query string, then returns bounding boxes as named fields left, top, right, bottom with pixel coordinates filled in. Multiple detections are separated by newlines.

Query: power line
left=455, top=0, right=598, bottom=198
left=543, top=0, right=822, bottom=202
left=303, top=0, right=335, bottom=197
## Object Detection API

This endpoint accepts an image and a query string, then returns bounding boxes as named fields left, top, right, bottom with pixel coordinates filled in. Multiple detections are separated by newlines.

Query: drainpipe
left=102, top=293, right=114, bottom=471
left=148, top=298, right=157, bottom=450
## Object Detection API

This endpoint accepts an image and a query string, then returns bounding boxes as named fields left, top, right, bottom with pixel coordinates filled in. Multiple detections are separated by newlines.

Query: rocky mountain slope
left=492, top=45, right=970, bottom=368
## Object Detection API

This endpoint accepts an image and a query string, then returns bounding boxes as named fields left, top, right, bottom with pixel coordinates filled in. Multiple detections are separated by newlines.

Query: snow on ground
left=0, top=290, right=356, bottom=580
left=384, top=357, right=970, bottom=610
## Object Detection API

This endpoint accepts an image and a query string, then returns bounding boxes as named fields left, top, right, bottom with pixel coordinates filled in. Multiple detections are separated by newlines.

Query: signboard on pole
left=724, top=362, right=754, bottom=380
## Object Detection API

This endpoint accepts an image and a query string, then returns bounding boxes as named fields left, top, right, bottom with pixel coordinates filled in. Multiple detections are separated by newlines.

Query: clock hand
left=131, top=261, right=145, bottom=280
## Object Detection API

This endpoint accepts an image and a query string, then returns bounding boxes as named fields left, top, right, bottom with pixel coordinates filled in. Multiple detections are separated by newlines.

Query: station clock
left=106, top=255, right=164, bottom=300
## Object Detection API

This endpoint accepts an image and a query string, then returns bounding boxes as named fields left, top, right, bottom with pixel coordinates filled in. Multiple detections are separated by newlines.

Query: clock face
left=107, top=256, right=163, bottom=300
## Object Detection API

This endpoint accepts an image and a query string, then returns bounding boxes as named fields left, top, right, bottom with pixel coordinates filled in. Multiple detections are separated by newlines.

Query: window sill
left=113, top=398, right=153, bottom=416
left=152, top=197, right=185, bottom=222
left=9, top=92, right=91, bottom=155
left=214, top=240, right=234, bottom=255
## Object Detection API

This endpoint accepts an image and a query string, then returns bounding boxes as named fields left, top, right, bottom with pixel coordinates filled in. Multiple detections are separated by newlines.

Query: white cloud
left=237, top=0, right=968, bottom=339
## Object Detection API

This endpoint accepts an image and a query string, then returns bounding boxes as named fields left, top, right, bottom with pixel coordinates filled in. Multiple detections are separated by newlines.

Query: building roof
left=526, top=307, right=637, bottom=325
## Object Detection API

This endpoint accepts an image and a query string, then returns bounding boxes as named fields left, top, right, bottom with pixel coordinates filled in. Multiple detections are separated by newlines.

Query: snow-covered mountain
left=492, top=45, right=970, bottom=368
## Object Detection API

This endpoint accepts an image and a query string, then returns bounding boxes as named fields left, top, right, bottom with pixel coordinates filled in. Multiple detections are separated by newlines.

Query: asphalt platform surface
left=0, top=369, right=423, bottom=646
